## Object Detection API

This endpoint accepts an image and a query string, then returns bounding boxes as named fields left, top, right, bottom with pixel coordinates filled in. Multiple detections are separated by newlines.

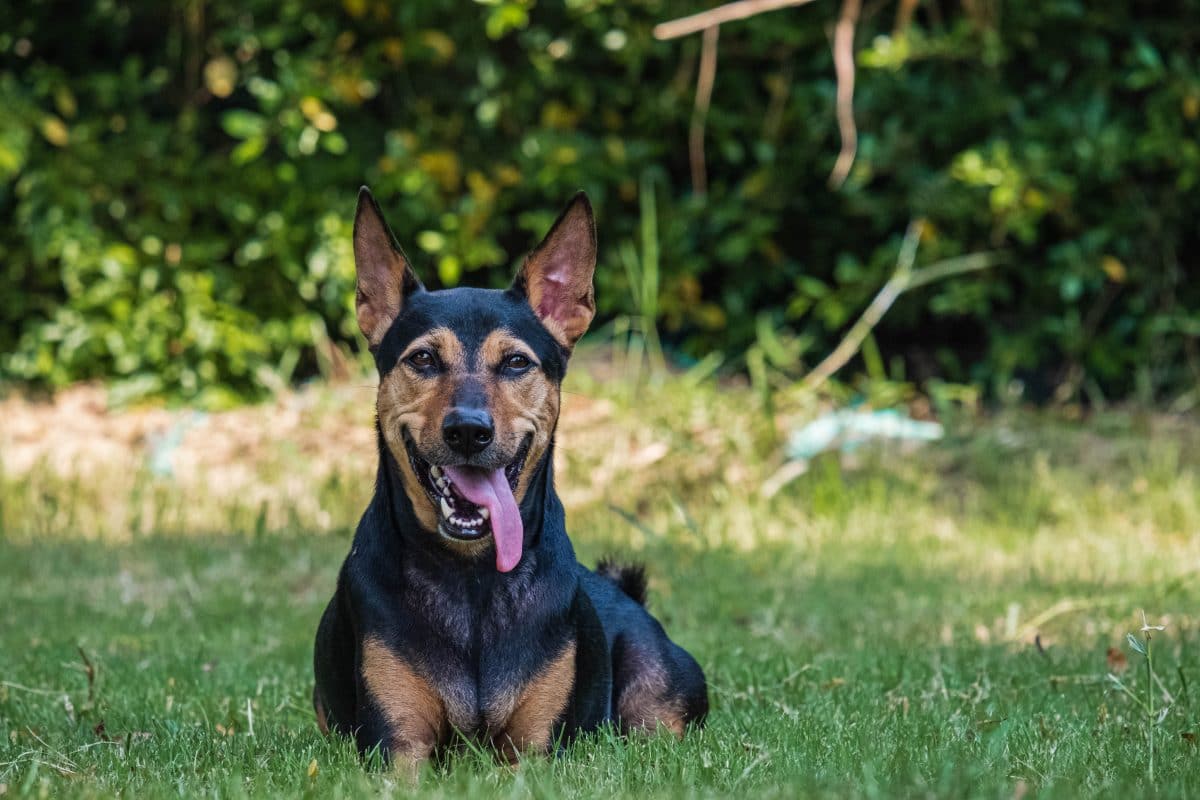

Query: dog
left=312, top=188, right=708, bottom=768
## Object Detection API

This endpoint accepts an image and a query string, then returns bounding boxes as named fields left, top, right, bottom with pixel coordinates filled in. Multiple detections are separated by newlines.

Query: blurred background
left=4, top=4, right=1200, bottom=795
left=3, top=0, right=1198, bottom=408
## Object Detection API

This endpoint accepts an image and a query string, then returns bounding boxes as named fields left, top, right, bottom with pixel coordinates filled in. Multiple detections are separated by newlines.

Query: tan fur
left=617, top=660, right=687, bottom=738
left=491, top=640, right=577, bottom=760
left=356, top=271, right=404, bottom=348
left=377, top=327, right=561, bottom=541
left=354, top=195, right=418, bottom=348
left=478, top=331, right=560, bottom=503
left=377, top=328, right=466, bottom=530
left=518, top=196, right=596, bottom=350
left=313, top=687, right=330, bottom=735
left=360, top=637, right=448, bottom=766
left=534, top=315, right=571, bottom=349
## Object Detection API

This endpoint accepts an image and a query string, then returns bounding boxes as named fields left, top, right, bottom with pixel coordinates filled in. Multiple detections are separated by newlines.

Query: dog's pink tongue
left=443, top=466, right=523, bottom=572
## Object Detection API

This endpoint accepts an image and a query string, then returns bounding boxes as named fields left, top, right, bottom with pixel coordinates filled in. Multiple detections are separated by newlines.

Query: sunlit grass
left=1, top=372, right=1199, bottom=797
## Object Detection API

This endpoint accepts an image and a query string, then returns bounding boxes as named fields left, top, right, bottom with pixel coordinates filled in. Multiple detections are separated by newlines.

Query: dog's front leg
left=491, top=639, right=577, bottom=762
left=357, top=636, right=447, bottom=772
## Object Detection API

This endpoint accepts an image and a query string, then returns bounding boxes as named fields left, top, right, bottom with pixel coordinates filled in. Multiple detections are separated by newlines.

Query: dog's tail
left=596, top=558, right=648, bottom=606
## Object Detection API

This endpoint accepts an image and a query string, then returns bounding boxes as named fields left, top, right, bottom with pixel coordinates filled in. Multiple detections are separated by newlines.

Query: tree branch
left=689, top=25, right=720, bottom=195
left=827, top=0, right=861, bottom=189
left=654, top=0, right=823, bottom=41
left=802, top=223, right=1007, bottom=391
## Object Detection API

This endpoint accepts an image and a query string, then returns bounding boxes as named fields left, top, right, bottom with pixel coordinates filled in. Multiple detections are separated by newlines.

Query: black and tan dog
left=312, top=188, right=707, bottom=767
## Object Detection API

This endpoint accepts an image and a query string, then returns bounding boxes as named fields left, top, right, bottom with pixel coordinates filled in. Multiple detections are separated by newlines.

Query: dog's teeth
left=430, top=466, right=443, bottom=479
left=440, top=497, right=453, bottom=518
left=479, top=508, right=489, bottom=520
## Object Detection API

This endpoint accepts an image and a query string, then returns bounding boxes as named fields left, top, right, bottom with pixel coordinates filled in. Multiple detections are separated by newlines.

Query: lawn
left=1, top=369, right=1198, bottom=798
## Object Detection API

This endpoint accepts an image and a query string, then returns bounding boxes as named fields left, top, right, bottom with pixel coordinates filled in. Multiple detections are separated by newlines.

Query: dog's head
left=353, top=187, right=596, bottom=573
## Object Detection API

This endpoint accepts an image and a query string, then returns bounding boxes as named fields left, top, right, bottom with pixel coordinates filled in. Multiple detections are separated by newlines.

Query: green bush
left=2, top=0, right=1198, bottom=404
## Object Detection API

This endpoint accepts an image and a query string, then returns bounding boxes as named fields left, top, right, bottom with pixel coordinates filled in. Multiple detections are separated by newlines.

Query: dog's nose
left=442, top=408, right=494, bottom=456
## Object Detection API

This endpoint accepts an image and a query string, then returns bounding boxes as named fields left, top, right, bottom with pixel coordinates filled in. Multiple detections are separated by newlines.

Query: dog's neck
left=371, top=427, right=567, bottom=576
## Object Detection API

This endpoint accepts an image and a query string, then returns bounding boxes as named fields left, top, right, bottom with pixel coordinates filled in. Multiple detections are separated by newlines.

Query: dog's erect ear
left=512, top=192, right=597, bottom=352
left=353, top=186, right=422, bottom=349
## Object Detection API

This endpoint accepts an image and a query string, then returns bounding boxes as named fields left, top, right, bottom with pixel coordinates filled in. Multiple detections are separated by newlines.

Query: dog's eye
left=502, top=353, right=533, bottom=373
left=405, top=349, right=437, bottom=370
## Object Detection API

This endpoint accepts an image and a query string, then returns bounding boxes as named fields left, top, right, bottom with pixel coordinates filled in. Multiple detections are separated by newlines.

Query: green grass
left=2, top=376, right=1199, bottom=798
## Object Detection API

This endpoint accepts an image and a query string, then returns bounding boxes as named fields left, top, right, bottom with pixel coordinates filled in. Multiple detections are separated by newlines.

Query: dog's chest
left=427, top=598, right=569, bottom=737
left=435, top=657, right=531, bottom=736
left=397, top=560, right=575, bottom=739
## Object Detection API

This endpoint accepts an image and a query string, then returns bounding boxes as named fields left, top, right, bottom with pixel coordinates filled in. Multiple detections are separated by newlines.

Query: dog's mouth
left=404, top=435, right=532, bottom=572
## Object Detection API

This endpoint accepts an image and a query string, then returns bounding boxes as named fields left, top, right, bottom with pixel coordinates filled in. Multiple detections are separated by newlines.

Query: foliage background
left=2, top=0, right=1199, bottom=405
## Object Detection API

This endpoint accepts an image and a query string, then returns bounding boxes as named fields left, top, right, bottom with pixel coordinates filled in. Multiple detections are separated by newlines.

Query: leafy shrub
left=1, top=0, right=1198, bottom=403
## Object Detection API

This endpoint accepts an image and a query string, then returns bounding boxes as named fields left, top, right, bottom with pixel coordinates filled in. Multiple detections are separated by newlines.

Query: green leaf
left=220, top=110, right=267, bottom=140
left=320, top=132, right=347, bottom=155
left=1126, top=633, right=1146, bottom=656
left=231, top=135, right=266, bottom=165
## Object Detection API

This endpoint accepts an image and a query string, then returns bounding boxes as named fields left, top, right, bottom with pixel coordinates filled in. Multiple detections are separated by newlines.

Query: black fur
left=595, top=559, right=649, bottom=607
left=312, top=192, right=707, bottom=765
